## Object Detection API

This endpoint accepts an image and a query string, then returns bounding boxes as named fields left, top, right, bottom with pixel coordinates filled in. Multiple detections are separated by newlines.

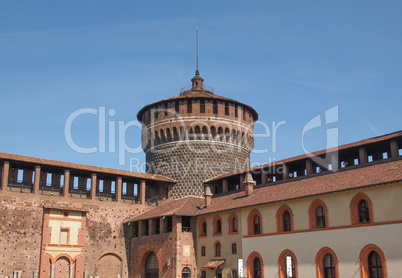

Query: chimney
left=204, top=185, right=213, bottom=207
left=244, top=172, right=255, bottom=196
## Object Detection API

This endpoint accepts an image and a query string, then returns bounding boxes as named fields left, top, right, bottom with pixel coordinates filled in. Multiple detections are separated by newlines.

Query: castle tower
left=137, top=72, right=258, bottom=198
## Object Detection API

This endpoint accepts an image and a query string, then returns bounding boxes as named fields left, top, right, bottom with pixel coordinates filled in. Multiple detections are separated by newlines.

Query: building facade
left=0, top=71, right=401, bottom=278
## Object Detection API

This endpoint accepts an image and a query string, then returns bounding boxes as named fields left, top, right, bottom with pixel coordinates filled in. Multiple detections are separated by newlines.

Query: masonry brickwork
left=0, top=190, right=151, bottom=278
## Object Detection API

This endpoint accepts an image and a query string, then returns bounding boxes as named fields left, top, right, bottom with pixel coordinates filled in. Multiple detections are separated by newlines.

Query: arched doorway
left=182, top=267, right=191, bottom=278
left=145, top=252, right=159, bottom=278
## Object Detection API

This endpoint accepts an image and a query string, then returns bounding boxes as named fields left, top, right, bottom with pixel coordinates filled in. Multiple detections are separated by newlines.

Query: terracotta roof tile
left=0, top=152, right=176, bottom=183
left=200, top=159, right=402, bottom=215
left=206, top=130, right=402, bottom=183
left=124, top=196, right=204, bottom=222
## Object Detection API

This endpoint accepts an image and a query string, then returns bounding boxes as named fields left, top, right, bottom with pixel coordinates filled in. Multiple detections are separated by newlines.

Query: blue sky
left=0, top=1, right=401, bottom=171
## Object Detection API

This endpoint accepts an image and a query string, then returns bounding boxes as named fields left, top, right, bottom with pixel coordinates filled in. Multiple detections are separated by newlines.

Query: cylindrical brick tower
left=137, top=71, right=258, bottom=198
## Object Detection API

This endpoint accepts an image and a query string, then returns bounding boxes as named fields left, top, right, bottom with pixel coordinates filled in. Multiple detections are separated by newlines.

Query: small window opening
left=200, top=99, right=205, bottom=113
left=187, top=100, right=192, bottom=114
left=182, top=216, right=191, bottom=232
left=213, top=100, right=218, bottom=114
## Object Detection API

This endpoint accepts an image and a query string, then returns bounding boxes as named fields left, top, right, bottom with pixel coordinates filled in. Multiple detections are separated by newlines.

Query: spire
left=196, top=26, right=199, bottom=76
left=191, top=26, right=204, bottom=90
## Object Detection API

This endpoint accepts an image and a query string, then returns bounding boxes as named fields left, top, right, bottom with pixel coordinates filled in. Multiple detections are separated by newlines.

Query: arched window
left=350, top=193, right=373, bottom=225
left=277, top=205, right=293, bottom=232
left=213, top=216, right=223, bottom=235
left=309, top=200, right=329, bottom=229
left=247, top=252, right=264, bottom=278
left=323, top=254, right=335, bottom=278
left=198, top=218, right=207, bottom=238
left=254, top=215, right=261, bottom=234
left=181, top=267, right=191, bottom=278
left=228, top=213, right=239, bottom=234
left=145, top=252, right=159, bottom=278
left=216, top=219, right=222, bottom=234
left=283, top=211, right=291, bottom=232
left=368, top=251, right=383, bottom=278
left=232, top=269, right=238, bottom=278
left=359, top=244, right=387, bottom=278
left=316, top=206, right=326, bottom=228
left=195, top=125, right=201, bottom=140
left=316, top=247, right=338, bottom=278
left=214, top=241, right=221, bottom=257
left=247, top=209, right=263, bottom=235
left=359, top=200, right=370, bottom=223
left=278, top=250, right=297, bottom=278
left=253, top=257, right=262, bottom=278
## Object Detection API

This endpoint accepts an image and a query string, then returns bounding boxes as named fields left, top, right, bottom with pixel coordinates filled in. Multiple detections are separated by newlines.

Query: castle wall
left=129, top=216, right=198, bottom=278
left=0, top=190, right=151, bottom=278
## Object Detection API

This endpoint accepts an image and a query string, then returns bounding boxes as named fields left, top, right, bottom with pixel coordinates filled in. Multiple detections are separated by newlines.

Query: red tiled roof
left=199, top=159, right=402, bottom=215
left=124, top=196, right=204, bottom=222
left=205, top=130, right=402, bottom=183
left=0, top=152, right=176, bottom=183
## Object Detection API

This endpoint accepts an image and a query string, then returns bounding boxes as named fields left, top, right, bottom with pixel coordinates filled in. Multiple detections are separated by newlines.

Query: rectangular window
left=201, top=246, right=206, bottom=256
left=164, top=216, right=173, bottom=233
left=243, top=109, right=246, bottom=121
left=213, top=100, right=218, bottom=114
left=225, top=102, right=229, bottom=116
left=187, top=100, right=192, bottom=114
left=182, top=216, right=191, bottom=232
left=232, top=243, right=237, bottom=254
left=60, top=229, right=69, bottom=245
left=175, top=101, right=180, bottom=114
left=153, top=219, right=160, bottom=234
left=235, top=105, right=238, bottom=118
left=200, top=99, right=205, bottom=113
left=164, top=103, right=168, bottom=116
left=143, top=220, right=149, bottom=236
left=132, top=222, right=139, bottom=237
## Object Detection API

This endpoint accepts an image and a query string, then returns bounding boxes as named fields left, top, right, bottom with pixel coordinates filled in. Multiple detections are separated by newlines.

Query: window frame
left=214, top=241, right=222, bottom=257
left=308, top=199, right=329, bottom=229
left=198, top=218, right=207, bottom=238
left=201, top=246, right=206, bottom=257
left=350, top=193, right=374, bottom=225
left=359, top=244, right=387, bottom=278
left=276, top=204, right=294, bottom=232
left=315, top=247, right=339, bottom=278
left=228, top=213, right=239, bottom=235
left=232, top=243, right=237, bottom=255
left=247, top=251, right=264, bottom=278
left=278, top=249, right=298, bottom=278
left=247, top=209, right=263, bottom=235
left=213, top=215, right=223, bottom=236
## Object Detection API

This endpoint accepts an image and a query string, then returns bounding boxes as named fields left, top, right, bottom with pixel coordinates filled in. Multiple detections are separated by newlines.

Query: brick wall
left=0, top=190, right=151, bottom=278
